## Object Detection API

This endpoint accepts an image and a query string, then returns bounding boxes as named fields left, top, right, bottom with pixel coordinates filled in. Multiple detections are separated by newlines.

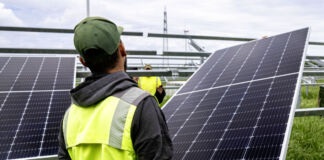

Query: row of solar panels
left=0, top=28, right=312, bottom=160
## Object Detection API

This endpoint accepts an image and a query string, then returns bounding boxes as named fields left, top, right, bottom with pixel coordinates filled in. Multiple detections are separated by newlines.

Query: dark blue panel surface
left=40, top=91, right=71, bottom=156
left=178, top=49, right=227, bottom=94
left=0, top=56, right=75, bottom=159
left=0, top=57, right=10, bottom=71
left=33, top=57, right=59, bottom=90
left=0, top=92, right=30, bottom=159
left=168, top=75, right=299, bottom=160
left=233, top=37, right=273, bottom=83
left=167, top=90, right=208, bottom=136
left=177, top=28, right=307, bottom=95
left=195, top=45, right=241, bottom=91
left=277, top=29, right=308, bottom=75
left=253, top=33, right=290, bottom=80
left=12, top=57, right=43, bottom=91
left=163, top=28, right=308, bottom=160
left=5, top=91, right=72, bottom=159
left=0, top=57, right=27, bottom=91
left=8, top=92, right=51, bottom=159
left=212, top=42, right=256, bottom=87
left=0, top=57, right=75, bottom=91
left=55, top=58, right=75, bottom=90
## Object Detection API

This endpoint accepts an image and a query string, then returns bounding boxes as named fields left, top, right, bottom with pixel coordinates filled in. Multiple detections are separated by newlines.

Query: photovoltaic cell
left=0, top=56, right=75, bottom=159
left=163, top=28, right=309, bottom=160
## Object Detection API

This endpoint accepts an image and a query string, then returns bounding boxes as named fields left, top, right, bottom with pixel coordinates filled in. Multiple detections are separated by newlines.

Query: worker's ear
left=79, top=56, right=87, bottom=67
left=118, top=41, right=127, bottom=57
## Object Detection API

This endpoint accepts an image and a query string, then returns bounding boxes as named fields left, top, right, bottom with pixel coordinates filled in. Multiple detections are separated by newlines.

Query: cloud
left=0, top=0, right=324, bottom=56
left=0, top=3, right=24, bottom=26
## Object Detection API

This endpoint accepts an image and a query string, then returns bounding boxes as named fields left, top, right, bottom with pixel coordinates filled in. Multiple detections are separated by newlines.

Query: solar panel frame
left=0, top=55, right=76, bottom=160
left=279, top=27, right=310, bottom=159
left=162, top=28, right=310, bottom=160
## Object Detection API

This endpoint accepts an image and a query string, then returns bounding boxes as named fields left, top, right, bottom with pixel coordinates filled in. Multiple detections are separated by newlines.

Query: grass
left=287, top=85, right=324, bottom=159
left=159, top=95, right=171, bottom=108
left=287, top=116, right=324, bottom=159
left=161, top=85, right=324, bottom=159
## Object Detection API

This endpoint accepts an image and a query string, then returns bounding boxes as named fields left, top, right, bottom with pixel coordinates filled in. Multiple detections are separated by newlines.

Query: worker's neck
left=107, top=66, right=125, bottom=74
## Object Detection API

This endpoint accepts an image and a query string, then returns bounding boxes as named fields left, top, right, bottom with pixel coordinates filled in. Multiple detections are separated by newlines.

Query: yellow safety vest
left=138, top=77, right=161, bottom=95
left=62, top=87, right=150, bottom=160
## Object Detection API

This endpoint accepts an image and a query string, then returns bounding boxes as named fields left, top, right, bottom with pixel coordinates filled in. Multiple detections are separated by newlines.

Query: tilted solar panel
left=0, top=56, right=75, bottom=159
left=163, top=28, right=309, bottom=160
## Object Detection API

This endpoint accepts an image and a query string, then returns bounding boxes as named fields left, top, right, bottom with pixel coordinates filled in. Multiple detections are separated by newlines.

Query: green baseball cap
left=73, top=16, right=123, bottom=58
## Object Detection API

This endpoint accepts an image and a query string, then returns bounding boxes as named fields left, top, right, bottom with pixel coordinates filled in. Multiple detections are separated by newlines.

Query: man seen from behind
left=58, top=17, right=173, bottom=160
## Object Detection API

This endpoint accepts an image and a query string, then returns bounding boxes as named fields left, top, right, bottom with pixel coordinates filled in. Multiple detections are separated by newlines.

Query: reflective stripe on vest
left=62, top=87, right=150, bottom=157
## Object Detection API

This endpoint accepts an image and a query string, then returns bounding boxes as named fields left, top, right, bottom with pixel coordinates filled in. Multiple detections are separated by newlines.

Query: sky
left=0, top=0, right=324, bottom=56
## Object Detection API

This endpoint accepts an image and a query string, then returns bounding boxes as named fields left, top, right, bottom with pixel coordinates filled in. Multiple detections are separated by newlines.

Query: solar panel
left=0, top=56, right=75, bottom=159
left=163, top=28, right=309, bottom=160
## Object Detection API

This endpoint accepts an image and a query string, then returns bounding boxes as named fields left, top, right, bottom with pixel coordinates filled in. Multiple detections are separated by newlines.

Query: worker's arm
left=156, top=77, right=163, bottom=94
left=58, top=120, right=71, bottom=160
left=138, top=77, right=142, bottom=88
left=131, top=96, right=173, bottom=160
left=157, top=77, right=162, bottom=88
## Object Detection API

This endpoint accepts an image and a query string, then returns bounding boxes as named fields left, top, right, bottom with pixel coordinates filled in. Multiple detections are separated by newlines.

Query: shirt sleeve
left=131, top=96, right=173, bottom=160
left=157, top=77, right=162, bottom=87
left=138, top=77, right=142, bottom=88
left=58, top=120, right=72, bottom=160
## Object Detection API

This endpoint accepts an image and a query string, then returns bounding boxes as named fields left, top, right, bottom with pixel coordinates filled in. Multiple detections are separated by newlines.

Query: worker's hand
left=133, top=77, right=138, bottom=83
left=157, top=86, right=163, bottom=94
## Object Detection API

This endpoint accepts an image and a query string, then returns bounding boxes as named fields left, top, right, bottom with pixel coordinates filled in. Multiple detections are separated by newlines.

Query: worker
left=262, top=36, right=269, bottom=39
left=58, top=17, right=173, bottom=160
left=138, top=64, right=165, bottom=103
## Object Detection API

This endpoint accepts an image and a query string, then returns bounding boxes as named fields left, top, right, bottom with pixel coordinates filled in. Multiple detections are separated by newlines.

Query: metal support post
left=86, top=0, right=90, bottom=17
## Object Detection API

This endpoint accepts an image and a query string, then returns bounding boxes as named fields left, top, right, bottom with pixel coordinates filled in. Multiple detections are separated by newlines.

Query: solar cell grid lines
left=163, top=28, right=309, bottom=160
left=0, top=56, right=75, bottom=159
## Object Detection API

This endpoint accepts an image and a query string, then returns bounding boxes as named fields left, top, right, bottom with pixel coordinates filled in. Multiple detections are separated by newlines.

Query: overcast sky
left=0, top=0, right=323, bottom=56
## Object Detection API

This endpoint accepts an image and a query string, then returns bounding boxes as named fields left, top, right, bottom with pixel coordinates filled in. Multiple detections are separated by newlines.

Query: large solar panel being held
left=163, top=28, right=309, bottom=160
left=0, top=56, right=75, bottom=159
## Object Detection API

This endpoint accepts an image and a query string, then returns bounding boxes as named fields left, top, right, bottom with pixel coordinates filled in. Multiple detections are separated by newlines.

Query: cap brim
left=117, top=26, right=124, bottom=35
